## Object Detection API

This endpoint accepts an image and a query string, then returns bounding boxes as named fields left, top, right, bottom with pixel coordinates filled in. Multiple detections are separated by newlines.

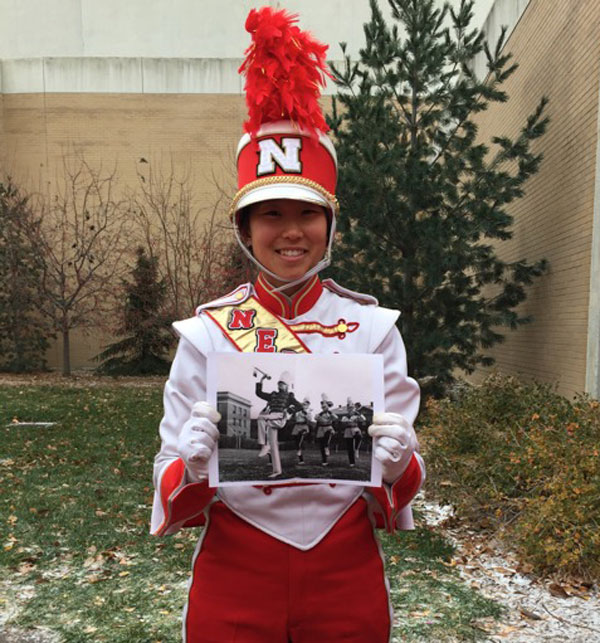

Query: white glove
left=177, top=402, right=221, bottom=483
left=368, top=412, right=418, bottom=484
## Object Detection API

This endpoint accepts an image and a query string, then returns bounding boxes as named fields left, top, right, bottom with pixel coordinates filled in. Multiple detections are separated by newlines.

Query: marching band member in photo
left=255, top=401, right=271, bottom=458
left=291, top=397, right=313, bottom=464
left=151, top=7, right=424, bottom=641
left=315, top=393, right=336, bottom=466
left=341, top=398, right=366, bottom=467
left=254, top=367, right=273, bottom=458
left=255, top=370, right=303, bottom=477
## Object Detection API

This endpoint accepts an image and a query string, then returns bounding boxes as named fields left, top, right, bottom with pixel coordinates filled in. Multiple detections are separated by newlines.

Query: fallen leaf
left=519, top=607, right=542, bottom=620
left=548, top=582, right=569, bottom=598
left=516, top=561, right=534, bottom=574
left=493, top=566, right=516, bottom=576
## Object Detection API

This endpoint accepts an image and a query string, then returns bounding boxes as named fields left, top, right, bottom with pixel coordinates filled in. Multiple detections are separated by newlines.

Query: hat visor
left=236, top=182, right=328, bottom=212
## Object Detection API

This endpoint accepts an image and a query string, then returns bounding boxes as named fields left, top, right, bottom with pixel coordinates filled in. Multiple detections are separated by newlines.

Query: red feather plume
left=239, top=6, right=332, bottom=136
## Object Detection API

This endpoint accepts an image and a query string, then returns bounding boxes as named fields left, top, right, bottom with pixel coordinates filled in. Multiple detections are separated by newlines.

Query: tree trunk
left=62, top=327, right=71, bottom=376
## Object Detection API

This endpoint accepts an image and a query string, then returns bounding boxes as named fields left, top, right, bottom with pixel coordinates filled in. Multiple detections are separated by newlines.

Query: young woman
left=151, top=7, right=424, bottom=642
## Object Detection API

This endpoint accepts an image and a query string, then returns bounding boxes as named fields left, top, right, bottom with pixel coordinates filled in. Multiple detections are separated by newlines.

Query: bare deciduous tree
left=132, top=159, right=251, bottom=321
left=28, top=159, right=132, bottom=375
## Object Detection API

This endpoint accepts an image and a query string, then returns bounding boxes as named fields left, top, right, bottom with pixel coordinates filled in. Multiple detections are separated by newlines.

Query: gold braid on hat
left=229, top=175, right=340, bottom=219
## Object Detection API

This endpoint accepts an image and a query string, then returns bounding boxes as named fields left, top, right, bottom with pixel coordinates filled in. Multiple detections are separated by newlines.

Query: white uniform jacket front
left=150, top=275, right=425, bottom=551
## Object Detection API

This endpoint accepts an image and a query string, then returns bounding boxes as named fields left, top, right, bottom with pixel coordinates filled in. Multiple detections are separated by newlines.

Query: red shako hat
left=230, top=7, right=339, bottom=222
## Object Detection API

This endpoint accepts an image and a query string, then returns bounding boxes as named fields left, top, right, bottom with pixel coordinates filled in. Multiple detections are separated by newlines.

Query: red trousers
left=184, top=499, right=392, bottom=642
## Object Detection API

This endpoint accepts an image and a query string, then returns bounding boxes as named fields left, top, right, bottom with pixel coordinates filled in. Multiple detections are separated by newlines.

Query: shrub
left=95, top=247, right=173, bottom=375
left=0, top=179, right=53, bottom=372
left=421, top=374, right=600, bottom=580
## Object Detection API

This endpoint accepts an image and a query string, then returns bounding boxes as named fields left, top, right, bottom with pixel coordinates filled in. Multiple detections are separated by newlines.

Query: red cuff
left=368, top=454, right=423, bottom=532
left=389, top=454, right=423, bottom=513
left=154, top=459, right=216, bottom=536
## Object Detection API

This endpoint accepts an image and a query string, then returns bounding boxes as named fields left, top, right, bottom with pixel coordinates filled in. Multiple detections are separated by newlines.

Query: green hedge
left=420, top=374, right=600, bottom=580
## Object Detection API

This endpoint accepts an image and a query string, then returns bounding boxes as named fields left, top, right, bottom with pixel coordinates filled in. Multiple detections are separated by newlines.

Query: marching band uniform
left=151, top=7, right=424, bottom=642
left=255, top=402, right=271, bottom=455
left=151, top=276, right=424, bottom=642
left=341, top=406, right=367, bottom=466
left=315, top=403, right=336, bottom=465
left=255, top=376, right=303, bottom=476
left=291, top=403, right=312, bottom=464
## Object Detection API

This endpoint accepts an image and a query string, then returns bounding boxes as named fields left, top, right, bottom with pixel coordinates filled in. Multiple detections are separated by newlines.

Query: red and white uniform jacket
left=150, top=275, right=425, bottom=551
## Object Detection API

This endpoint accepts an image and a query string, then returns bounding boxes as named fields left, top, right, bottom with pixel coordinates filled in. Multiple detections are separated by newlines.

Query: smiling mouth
left=277, top=249, right=307, bottom=257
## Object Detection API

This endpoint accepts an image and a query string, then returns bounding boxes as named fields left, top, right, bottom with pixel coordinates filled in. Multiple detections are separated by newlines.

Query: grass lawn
left=0, top=383, right=502, bottom=642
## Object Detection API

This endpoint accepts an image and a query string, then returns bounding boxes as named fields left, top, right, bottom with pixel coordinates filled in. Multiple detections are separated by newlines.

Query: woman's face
left=246, top=199, right=328, bottom=289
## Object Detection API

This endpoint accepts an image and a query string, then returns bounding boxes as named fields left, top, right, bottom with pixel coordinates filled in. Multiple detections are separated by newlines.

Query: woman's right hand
left=177, top=402, right=221, bottom=482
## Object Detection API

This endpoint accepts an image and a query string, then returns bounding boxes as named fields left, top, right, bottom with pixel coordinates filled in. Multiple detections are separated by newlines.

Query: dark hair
left=237, top=206, right=251, bottom=241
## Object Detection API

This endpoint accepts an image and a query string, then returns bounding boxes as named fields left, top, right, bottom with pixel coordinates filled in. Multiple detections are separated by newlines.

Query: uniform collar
left=254, top=273, right=323, bottom=319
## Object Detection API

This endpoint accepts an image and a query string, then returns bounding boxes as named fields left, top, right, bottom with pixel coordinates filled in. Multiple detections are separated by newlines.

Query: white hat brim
left=236, top=182, right=328, bottom=212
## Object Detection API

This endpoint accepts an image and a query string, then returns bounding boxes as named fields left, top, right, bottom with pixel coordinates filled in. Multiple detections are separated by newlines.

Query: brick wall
left=468, top=0, right=600, bottom=397
left=1, top=92, right=247, bottom=196
left=0, top=92, right=249, bottom=369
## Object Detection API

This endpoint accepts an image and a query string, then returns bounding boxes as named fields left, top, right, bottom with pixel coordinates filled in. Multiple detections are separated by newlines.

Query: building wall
left=0, top=0, right=511, bottom=372
left=468, top=0, right=600, bottom=397
left=1, top=90, right=249, bottom=366
left=0, top=0, right=495, bottom=61
left=2, top=91, right=246, bottom=194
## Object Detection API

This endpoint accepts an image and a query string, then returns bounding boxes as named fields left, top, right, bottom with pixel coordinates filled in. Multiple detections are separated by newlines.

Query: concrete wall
left=0, top=0, right=495, bottom=61
left=468, top=0, right=600, bottom=397
left=0, top=0, right=386, bottom=60
left=471, top=0, right=530, bottom=80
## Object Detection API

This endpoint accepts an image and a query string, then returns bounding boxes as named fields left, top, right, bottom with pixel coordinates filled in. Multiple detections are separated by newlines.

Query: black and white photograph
left=207, top=353, right=384, bottom=486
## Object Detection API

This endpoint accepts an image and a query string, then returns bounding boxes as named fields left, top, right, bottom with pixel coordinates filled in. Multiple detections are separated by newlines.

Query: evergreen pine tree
left=328, top=0, right=548, bottom=395
left=96, top=247, right=173, bottom=375
left=0, top=180, right=52, bottom=372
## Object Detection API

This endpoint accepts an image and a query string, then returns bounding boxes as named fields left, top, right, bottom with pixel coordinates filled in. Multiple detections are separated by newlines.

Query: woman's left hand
left=368, top=412, right=418, bottom=484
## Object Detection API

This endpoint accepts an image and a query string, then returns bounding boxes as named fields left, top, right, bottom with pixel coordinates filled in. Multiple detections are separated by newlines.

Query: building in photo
left=217, top=391, right=251, bottom=437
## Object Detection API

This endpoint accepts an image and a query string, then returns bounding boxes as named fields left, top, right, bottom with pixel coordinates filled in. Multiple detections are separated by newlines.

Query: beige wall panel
left=41, top=93, right=246, bottom=198
left=1, top=94, right=48, bottom=188
left=3, top=92, right=248, bottom=195
left=45, top=328, right=111, bottom=374
left=467, top=0, right=600, bottom=397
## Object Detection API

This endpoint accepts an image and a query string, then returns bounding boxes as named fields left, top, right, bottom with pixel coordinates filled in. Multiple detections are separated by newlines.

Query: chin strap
left=233, top=216, right=337, bottom=294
